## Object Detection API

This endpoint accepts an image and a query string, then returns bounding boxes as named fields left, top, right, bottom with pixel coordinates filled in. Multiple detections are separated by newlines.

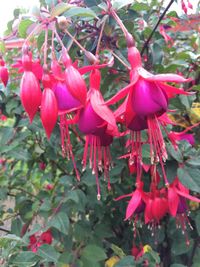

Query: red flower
left=41, top=87, right=58, bottom=139
left=28, top=230, right=53, bottom=253
left=20, top=52, right=42, bottom=123
left=78, top=69, right=119, bottom=198
left=0, top=59, right=9, bottom=87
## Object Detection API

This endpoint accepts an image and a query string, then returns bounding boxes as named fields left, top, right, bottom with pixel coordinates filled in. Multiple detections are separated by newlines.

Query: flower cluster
left=28, top=230, right=53, bottom=252
left=4, top=2, right=199, bottom=245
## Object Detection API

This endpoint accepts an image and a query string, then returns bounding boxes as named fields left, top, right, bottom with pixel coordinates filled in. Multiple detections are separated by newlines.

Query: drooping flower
left=0, top=58, right=9, bottom=87
left=106, top=45, right=191, bottom=183
left=40, top=87, right=58, bottom=139
left=167, top=177, right=200, bottom=245
left=78, top=69, right=119, bottom=198
left=20, top=49, right=42, bottom=123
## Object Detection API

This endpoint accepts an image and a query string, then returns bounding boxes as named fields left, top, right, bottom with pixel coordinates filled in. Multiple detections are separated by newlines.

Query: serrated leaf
left=48, top=212, right=69, bottom=235
left=50, top=3, right=72, bottom=18
left=64, top=7, right=98, bottom=19
left=177, top=166, right=200, bottom=193
left=112, top=0, right=134, bottom=10
left=18, top=19, right=34, bottom=38
left=115, top=256, right=135, bottom=267
left=37, top=244, right=59, bottom=263
left=81, top=244, right=107, bottom=262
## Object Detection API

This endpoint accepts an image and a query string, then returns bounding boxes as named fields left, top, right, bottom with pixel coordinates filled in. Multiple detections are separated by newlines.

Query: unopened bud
left=126, top=32, right=135, bottom=48
left=57, top=16, right=71, bottom=30
left=84, top=51, right=98, bottom=64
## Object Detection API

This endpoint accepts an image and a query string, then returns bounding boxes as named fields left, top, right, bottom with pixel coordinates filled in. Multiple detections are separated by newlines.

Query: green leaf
left=13, top=251, right=39, bottom=267
left=195, top=212, right=200, bottom=236
left=0, top=40, right=6, bottom=53
left=112, top=0, right=134, bottom=10
left=177, top=166, right=200, bottom=193
left=151, top=43, right=163, bottom=65
left=115, top=256, right=136, bottom=267
left=131, top=2, right=149, bottom=11
left=50, top=3, right=72, bottom=18
left=171, top=238, right=193, bottom=256
left=0, top=234, right=25, bottom=248
left=37, top=244, right=59, bottom=263
left=170, top=264, right=187, bottom=267
left=48, top=212, right=69, bottom=235
left=64, top=7, right=98, bottom=19
left=167, top=143, right=183, bottom=163
left=185, top=156, right=200, bottom=167
left=111, top=244, right=126, bottom=258
left=18, top=19, right=34, bottom=38
left=81, top=244, right=107, bottom=262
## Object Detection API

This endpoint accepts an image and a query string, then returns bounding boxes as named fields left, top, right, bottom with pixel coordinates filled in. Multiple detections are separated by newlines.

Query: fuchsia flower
left=41, top=87, right=58, bottom=139
left=168, top=177, right=200, bottom=217
left=106, top=45, right=191, bottom=185
left=0, top=58, right=9, bottom=87
left=78, top=69, right=119, bottom=198
left=20, top=49, right=42, bottom=123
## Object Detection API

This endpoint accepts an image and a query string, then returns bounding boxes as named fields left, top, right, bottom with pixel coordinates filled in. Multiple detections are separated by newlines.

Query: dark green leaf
left=81, top=244, right=107, bottom=262
left=13, top=251, right=39, bottom=267
left=48, top=212, right=69, bottom=235
left=115, top=256, right=136, bottom=267
left=37, top=244, right=59, bottom=263
left=177, top=166, right=200, bottom=193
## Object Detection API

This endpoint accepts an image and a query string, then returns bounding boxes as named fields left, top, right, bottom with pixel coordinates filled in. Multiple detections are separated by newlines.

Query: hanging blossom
left=49, top=49, right=114, bottom=181
left=0, top=57, right=9, bottom=87
left=106, top=42, right=192, bottom=185
left=78, top=69, right=119, bottom=199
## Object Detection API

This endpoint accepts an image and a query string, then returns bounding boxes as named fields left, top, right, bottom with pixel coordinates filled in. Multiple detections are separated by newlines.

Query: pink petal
left=158, top=82, right=192, bottom=97
left=125, top=189, right=142, bottom=220
left=168, top=187, right=179, bottom=217
left=145, top=73, right=191, bottom=83
left=90, top=89, right=119, bottom=136
left=176, top=188, right=200, bottom=203
left=105, top=82, right=134, bottom=106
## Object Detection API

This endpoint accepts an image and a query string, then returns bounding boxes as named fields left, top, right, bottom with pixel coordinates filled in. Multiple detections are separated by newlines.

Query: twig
left=141, top=0, right=175, bottom=55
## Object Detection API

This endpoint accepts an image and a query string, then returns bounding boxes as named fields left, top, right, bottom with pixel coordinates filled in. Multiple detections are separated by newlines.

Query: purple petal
left=132, top=78, right=168, bottom=116
left=53, top=82, right=81, bottom=112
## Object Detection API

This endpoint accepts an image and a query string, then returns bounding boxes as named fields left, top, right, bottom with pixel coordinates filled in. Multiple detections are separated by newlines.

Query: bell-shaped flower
left=79, top=69, right=119, bottom=198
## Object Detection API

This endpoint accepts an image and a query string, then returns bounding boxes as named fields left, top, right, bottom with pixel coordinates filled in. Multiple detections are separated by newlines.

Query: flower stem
left=95, top=15, right=108, bottom=56
left=112, top=51, right=131, bottom=70
left=43, top=28, right=48, bottom=66
left=64, top=28, right=86, bottom=52
left=141, top=0, right=175, bottom=55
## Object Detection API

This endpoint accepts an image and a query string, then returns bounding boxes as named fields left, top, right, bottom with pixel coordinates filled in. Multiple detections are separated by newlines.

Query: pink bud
left=41, top=88, right=58, bottom=139
left=20, top=71, right=42, bottom=123
left=0, top=66, right=9, bottom=87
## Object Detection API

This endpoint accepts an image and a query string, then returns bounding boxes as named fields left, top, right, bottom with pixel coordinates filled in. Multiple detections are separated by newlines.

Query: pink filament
left=59, top=115, right=80, bottom=181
